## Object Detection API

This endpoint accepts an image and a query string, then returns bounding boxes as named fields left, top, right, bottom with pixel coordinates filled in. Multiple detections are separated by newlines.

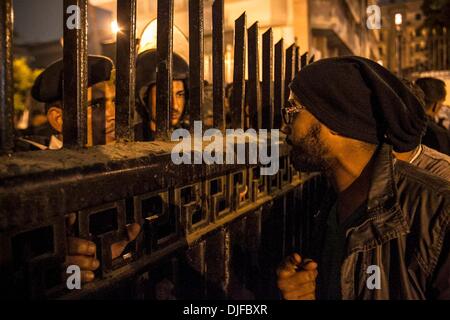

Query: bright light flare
left=111, top=20, right=121, bottom=34
left=395, top=13, right=402, bottom=26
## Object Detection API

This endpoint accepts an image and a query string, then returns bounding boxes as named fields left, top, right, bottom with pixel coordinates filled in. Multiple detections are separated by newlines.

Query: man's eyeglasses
left=281, top=99, right=305, bottom=125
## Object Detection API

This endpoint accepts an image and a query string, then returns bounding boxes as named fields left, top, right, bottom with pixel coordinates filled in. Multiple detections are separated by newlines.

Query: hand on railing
left=64, top=213, right=141, bottom=283
left=277, top=253, right=318, bottom=300
left=239, top=185, right=248, bottom=202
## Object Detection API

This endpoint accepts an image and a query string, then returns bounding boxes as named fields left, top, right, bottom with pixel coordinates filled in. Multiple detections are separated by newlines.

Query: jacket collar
left=345, top=143, right=410, bottom=253
left=311, top=143, right=411, bottom=255
left=366, top=143, right=396, bottom=212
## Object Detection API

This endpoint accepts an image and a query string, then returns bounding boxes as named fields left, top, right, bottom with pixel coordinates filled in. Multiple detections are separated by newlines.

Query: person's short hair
left=401, top=79, right=426, bottom=108
left=414, top=77, right=446, bottom=109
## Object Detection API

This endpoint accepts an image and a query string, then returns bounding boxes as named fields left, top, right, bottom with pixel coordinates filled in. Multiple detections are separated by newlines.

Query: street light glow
left=111, top=20, right=121, bottom=34
left=395, top=13, right=402, bottom=26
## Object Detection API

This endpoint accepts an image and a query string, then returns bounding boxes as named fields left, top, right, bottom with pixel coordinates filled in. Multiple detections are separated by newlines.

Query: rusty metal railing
left=0, top=0, right=14, bottom=154
left=0, top=0, right=324, bottom=299
left=115, top=0, right=137, bottom=142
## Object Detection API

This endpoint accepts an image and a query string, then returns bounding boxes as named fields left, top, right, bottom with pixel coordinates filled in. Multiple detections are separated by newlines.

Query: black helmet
left=136, top=49, right=189, bottom=107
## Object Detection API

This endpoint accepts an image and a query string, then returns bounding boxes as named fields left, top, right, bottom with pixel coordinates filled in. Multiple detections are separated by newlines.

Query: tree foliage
left=13, top=57, right=42, bottom=112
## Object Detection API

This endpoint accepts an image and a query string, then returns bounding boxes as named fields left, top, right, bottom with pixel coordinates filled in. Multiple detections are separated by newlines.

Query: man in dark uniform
left=16, top=55, right=116, bottom=151
left=21, top=55, right=141, bottom=282
left=135, top=49, right=190, bottom=141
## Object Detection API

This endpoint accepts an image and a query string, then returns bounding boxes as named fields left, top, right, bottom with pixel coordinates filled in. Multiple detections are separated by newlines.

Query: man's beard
left=288, top=124, right=330, bottom=173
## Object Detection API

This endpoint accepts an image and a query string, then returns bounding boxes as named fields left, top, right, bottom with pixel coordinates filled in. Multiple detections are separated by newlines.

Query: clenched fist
left=65, top=213, right=141, bottom=283
left=277, top=253, right=318, bottom=300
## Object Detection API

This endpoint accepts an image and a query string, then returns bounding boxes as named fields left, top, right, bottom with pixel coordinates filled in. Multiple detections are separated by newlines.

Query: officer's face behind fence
left=46, top=81, right=116, bottom=146
left=147, top=80, right=186, bottom=132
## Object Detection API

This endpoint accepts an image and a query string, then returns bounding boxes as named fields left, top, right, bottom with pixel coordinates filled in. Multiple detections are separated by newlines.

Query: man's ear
left=47, top=106, right=63, bottom=133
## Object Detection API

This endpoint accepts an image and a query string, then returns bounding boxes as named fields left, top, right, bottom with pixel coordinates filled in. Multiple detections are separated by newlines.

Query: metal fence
left=0, top=0, right=325, bottom=299
left=426, top=27, right=449, bottom=72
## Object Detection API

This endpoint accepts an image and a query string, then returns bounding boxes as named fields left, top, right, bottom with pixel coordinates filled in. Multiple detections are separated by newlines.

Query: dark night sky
left=13, top=0, right=63, bottom=44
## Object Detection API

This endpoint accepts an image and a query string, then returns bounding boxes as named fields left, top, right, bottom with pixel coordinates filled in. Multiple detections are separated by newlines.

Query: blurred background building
left=11, top=0, right=450, bottom=115
left=379, top=0, right=449, bottom=75
left=13, top=0, right=384, bottom=78
left=12, top=0, right=449, bottom=71
left=377, top=0, right=450, bottom=108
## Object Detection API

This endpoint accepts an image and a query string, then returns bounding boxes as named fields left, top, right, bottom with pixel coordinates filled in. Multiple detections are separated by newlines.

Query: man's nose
left=172, top=93, right=180, bottom=110
left=106, top=100, right=115, bottom=116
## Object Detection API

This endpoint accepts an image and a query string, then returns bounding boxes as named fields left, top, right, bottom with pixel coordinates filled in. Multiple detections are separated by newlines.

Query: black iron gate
left=0, top=0, right=324, bottom=299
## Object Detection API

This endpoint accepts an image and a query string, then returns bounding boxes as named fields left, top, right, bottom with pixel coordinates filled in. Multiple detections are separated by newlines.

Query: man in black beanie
left=277, top=56, right=449, bottom=300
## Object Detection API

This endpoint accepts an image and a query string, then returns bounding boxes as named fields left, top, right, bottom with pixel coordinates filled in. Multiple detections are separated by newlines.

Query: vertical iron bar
left=231, top=13, right=246, bottom=129
left=431, top=31, right=436, bottom=70
left=428, top=36, right=432, bottom=71
left=156, top=0, right=174, bottom=139
left=284, top=44, right=295, bottom=106
left=205, top=227, right=230, bottom=298
left=262, top=28, right=273, bottom=130
left=441, top=32, right=444, bottom=70
left=284, top=44, right=295, bottom=105
left=189, top=0, right=204, bottom=127
left=63, top=0, right=88, bottom=148
left=115, top=0, right=136, bottom=142
left=247, top=22, right=261, bottom=130
left=212, top=0, right=225, bottom=131
left=444, top=28, right=448, bottom=70
left=281, top=194, right=287, bottom=258
left=301, top=52, right=308, bottom=69
left=92, top=104, right=106, bottom=145
left=435, top=33, right=439, bottom=70
left=274, top=39, right=284, bottom=129
left=0, top=0, right=14, bottom=153
left=396, top=33, right=402, bottom=77
left=295, top=45, right=300, bottom=73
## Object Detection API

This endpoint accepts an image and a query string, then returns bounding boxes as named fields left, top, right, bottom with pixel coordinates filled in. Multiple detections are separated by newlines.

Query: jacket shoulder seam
left=395, top=162, right=450, bottom=195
